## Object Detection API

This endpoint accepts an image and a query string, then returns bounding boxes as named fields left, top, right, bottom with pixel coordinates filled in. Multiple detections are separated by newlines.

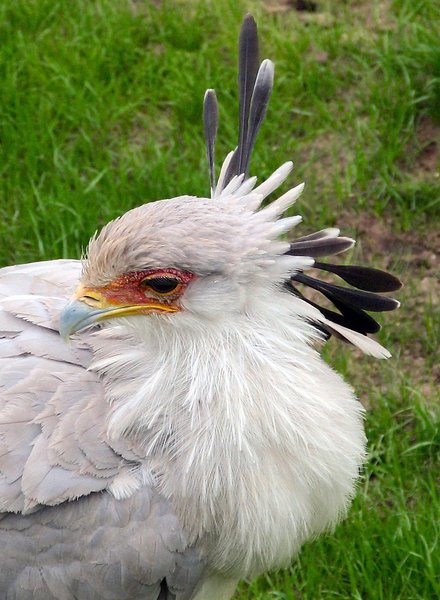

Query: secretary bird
left=0, top=14, right=401, bottom=600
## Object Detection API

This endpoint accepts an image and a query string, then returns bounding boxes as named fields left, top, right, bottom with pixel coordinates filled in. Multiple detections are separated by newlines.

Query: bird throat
left=91, top=306, right=365, bottom=577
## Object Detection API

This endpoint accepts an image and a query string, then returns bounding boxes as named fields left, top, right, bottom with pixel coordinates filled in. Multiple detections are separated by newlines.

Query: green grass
left=1, top=0, right=439, bottom=265
left=0, top=0, right=439, bottom=598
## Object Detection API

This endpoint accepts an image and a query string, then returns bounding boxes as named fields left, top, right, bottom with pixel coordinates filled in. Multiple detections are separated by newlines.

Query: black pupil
left=145, top=277, right=179, bottom=294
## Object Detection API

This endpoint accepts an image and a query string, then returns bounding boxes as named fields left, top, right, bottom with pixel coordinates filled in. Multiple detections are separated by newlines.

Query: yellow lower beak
left=59, top=288, right=178, bottom=339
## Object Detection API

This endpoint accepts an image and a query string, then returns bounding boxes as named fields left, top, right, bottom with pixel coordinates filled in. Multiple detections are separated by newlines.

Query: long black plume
left=289, top=283, right=381, bottom=335
left=292, top=273, right=400, bottom=312
left=313, top=262, right=402, bottom=292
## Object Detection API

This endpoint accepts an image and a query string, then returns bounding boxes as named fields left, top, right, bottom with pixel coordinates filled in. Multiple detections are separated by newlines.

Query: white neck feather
left=91, top=289, right=366, bottom=576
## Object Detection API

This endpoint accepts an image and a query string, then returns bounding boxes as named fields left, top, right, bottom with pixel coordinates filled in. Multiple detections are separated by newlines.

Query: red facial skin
left=85, top=268, right=196, bottom=307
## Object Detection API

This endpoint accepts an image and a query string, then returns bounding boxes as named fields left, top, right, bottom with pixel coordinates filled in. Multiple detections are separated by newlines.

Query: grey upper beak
left=59, top=300, right=105, bottom=340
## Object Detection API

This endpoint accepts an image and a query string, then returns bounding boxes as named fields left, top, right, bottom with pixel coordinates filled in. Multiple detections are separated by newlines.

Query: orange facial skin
left=60, top=269, right=197, bottom=338
left=76, top=268, right=197, bottom=312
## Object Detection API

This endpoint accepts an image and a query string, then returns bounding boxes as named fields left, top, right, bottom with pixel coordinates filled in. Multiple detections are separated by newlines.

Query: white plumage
left=0, top=14, right=400, bottom=600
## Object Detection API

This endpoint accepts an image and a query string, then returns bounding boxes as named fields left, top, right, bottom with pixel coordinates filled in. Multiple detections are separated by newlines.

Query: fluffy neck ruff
left=90, top=288, right=366, bottom=577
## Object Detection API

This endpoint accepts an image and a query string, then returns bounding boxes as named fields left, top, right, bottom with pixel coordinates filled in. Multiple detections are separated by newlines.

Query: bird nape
left=0, top=13, right=401, bottom=600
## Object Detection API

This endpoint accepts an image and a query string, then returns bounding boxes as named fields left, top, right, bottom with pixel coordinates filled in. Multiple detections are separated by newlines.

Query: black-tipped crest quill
left=222, top=15, right=272, bottom=190
left=203, top=89, right=219, bottom=196
left=237, top=14, right=260, bottom=175
left=241, top=59, right=274, bottom=177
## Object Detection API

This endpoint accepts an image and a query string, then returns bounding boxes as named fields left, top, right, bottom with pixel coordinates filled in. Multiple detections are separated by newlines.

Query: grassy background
left=0, top=0, right=439, bottom=598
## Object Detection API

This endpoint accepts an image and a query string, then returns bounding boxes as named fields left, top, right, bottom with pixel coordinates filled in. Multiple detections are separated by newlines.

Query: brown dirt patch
left=264, top=0, right=318, bottom=14
left=339, top=211, right=439, bottom=395
left=342, top=212, right=439, bottom=280
left=414, top=116, right=440, bottom=176
left=264, top=0, right=396, bottom=34
left=342, top=212, right=439, bottom=272
left=347, top=0, right=396, bottom=33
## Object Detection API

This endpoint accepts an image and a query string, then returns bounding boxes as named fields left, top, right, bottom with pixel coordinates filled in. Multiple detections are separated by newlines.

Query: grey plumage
left=0, top=14, right=401, bottom=600
left=1, top=488, right=203, bottom=600
left=0, top=262, right=206, bottom=599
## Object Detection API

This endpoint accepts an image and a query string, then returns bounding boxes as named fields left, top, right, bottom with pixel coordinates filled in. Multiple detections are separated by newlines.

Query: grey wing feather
left=1, top=489, right=205, bottom=599
left=0, top=261, right=205, bottom=598
left=0, top=260, right=81, bottom=300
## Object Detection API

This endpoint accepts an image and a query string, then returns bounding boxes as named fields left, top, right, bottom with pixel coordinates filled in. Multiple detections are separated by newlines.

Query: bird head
left=59, top=15, right=400, bottom=356
left=59, top=173, right=311, bottom=339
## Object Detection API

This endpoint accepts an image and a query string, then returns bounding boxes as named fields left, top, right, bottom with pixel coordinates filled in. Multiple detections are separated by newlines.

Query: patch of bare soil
left=264, top=0, right=396, bottom=34
left=264, top=0, right=318, bottom=14
left=413, top=116, right=440, bottom=176
left=340, top=121, right=439, bottom=397
left=129, top=0, right=159, bottom=14
left=264, top=0, right=335, bottom=24
left=300, top=131, right=354, bottom=183
left=342, top=212, right=439, bottom=274
left=340, top=211, right=439, bottom=394
left=347, top=0, right=396, bottom=33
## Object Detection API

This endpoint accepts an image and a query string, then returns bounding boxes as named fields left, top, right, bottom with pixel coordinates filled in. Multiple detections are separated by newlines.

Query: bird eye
left=141, top=277, right=180, bottom=295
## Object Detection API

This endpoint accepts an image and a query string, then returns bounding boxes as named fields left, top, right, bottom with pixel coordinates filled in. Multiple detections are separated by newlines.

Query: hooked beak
left=59, top=286, right=178, bottom=340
